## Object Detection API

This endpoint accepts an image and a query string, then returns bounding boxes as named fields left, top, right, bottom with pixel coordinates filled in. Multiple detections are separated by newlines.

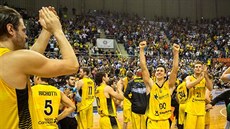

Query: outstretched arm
left=139, top=41, right=154, bottom=94
left=169, top=44, right=180, bottom=88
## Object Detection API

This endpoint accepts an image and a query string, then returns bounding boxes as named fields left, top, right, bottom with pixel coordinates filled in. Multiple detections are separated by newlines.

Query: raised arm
left=220, top=67, right=230, bottom=82
left=30, top=7, right=56, bottom=53
left=168, top=44, right=180, bottom=88
left=139, top=41, right=154, bottom=94
left=21, top=8, right=79, bottom=77
left=30, top=29, right=51, bottom=53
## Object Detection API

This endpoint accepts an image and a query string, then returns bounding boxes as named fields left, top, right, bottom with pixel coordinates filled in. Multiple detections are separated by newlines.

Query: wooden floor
left=92, top=105, right=226, bottom=129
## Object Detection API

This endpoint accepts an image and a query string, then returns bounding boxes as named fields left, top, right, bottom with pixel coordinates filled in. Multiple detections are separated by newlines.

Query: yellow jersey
left=147, top=80, right=171, bottom=120
left=95, top=84, right=117, bottom=117
left=123, top=77, right=131, bottom=107
left=32, top=84, right=61, bottom=129
left=185, top=75, right=206, bottom=115
left=78, top=77, right=95, bottom=111
left=0, top=48, right=32, bottom=129
left=176, top=81, right=188, bottom=104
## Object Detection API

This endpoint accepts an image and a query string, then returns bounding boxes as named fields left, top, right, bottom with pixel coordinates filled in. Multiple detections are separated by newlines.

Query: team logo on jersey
left=38, top=118, right=56, bottom=124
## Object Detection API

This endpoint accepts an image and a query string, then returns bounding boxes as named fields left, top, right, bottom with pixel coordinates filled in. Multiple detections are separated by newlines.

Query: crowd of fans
left=18, top=7, right=230, bottom=88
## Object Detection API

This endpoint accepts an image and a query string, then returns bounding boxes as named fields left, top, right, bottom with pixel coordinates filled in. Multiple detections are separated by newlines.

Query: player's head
left=79, top=67, right=90, bottom=79
left=33, top=76, right=50, bottom=85
left=0, top=6, right=27, bottom=50
left=95, top=71, right=109, bottom=86
left=155, top=64, right=167, bottom=79
left=193, top=61, right=203, bottom=74
left=65, top=74, right=76, bottom=87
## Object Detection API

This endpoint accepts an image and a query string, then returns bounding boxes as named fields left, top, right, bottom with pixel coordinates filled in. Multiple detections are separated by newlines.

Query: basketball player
left=184, top=63, right=213, bottom=129
left=176, top=74, right=189, bottom=129
left=124, top=69, right=148, bottom=129
left=95, top=71, right=124, bottom=129
left=76, top=67, right=95, bottom=129
left=139, top=41, right=180, bottom=129
left=0, top=6, right=79, bottom=129
left=121, top=71, right=134, bottom=129
left=32, top=76, right=76, bottom=128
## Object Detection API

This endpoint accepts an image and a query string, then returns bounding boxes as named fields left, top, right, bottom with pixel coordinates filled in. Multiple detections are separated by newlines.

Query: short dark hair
left=156, top=64, right=167, bottom=73
left=0, top=6, right=22, bottom=36
left=81, top=67, right=90, bottom=75
left=65, top=74, right=76, bottom=80
left=95, top=71, right=106, bottom=86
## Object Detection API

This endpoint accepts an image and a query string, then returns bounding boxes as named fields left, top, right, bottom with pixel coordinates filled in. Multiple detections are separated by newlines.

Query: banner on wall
left=96, top=38, right=114, bottom=48
left=213, top=58, right=230, bottom=66
left=213, top=58, right=230, bottom=63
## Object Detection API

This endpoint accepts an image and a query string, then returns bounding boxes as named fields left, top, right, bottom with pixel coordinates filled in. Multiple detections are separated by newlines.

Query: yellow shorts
left=184, top=113, right=205, bottom=129
left=123, top=98, right=131, bottom=123
left=205, top=111, right=210, bottom=125
left=178, top=104, right=186, bottom=125
left=99, top=116, right=121, bottom=129
left=146, top=118, right=169, bottom=129
left=131, top=112, right=146, bottom=129
left=77, top=105, right=93, bottom=129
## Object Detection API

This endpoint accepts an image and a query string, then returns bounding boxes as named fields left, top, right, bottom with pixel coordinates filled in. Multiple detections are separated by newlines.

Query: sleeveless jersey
left=176, top=81, right=188, bottom=104
left=0, top=48, right=32, bottom=129
left=78, top=77, right=95, bottom=111
left=147, top=79, right=171, bottom=120
left=32, top=84, right=61, bottom=129
left=123, top=77, right=131, bottom=107
left=185, top=75, right=206, bottom=115
left=95, top=84, right=117, bottom=117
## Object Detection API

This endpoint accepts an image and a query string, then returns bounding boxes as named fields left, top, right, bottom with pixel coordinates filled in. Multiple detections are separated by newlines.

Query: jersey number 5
left=44, top=100, right=53, bottom=115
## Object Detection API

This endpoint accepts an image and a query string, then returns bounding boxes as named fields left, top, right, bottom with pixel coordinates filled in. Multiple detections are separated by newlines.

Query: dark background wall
left=1, top=0, right=230, bottom=20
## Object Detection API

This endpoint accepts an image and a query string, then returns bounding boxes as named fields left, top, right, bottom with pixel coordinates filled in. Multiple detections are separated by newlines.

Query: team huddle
left=0, top=5, right=230, bottom=129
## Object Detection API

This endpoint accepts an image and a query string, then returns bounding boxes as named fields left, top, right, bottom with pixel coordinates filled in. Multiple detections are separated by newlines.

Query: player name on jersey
left=39, top=91, right=58, bottom=96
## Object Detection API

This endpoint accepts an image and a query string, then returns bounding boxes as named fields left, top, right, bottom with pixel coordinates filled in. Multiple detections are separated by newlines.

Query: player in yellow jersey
left=184, top=62, right=213, bottom=129
left=76, top=67, right=95, bottom=129
left=120, top=71, right=134, bottom=129
left=95, top=71, right=124, bottom=129
left=32, top=76, right=76, bottom=129
left=0, top=6, right=79, bottom=129
left=139, top=41, right=180, bottom=129
left=176, top=74, right=188, bottom=129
